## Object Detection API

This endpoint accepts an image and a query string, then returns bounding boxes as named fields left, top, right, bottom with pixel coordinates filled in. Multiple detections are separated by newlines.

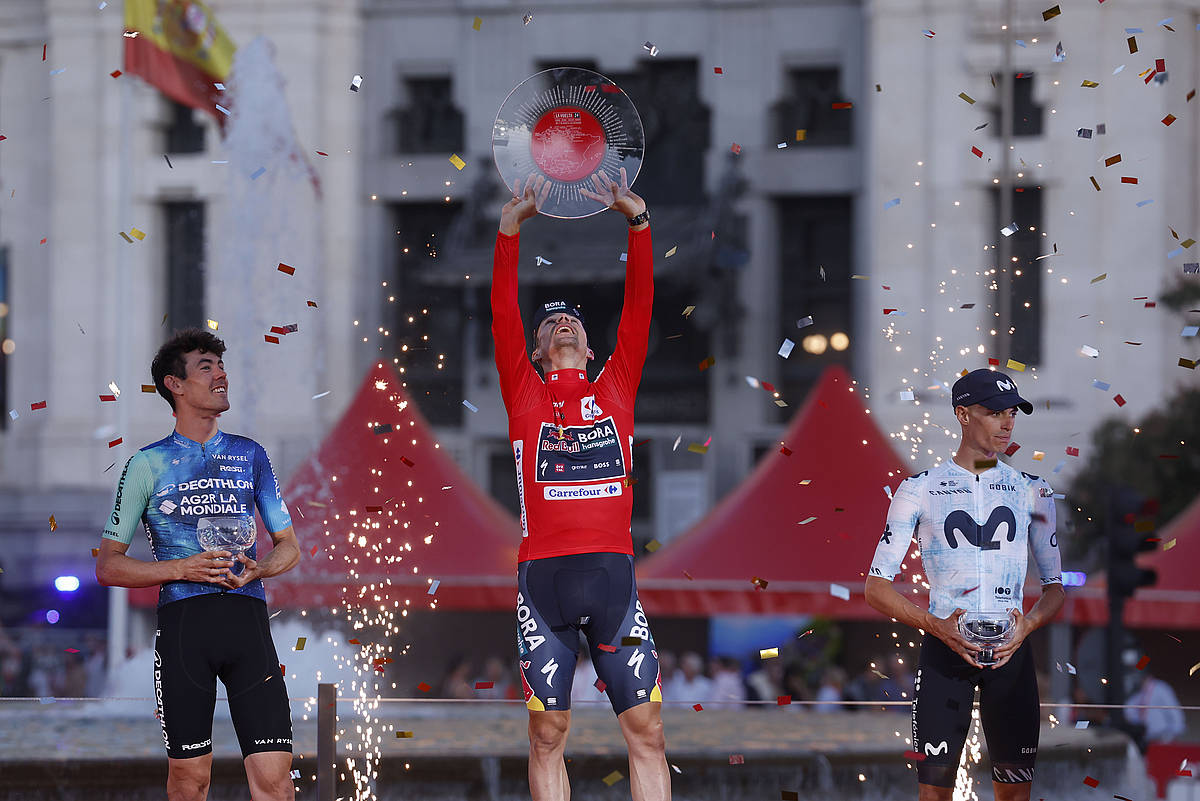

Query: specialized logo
left=540, top=657, right=560, bottom=687
left=544, top=482, right=623, bottom=500
left=925, top=740, right=949, bottom=756
left=627, top=650, right=645, bottom=679
left=943, top=506, right=1016, bottom=550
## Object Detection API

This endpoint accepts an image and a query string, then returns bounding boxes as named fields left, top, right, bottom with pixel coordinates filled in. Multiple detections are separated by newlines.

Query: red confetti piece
left=279, top=664, right=285, bottom=674
left=42, top=44, right=46, bottom=60
left=1004, top=442, right=1021, bottom=456
left=777, top=695, right=792, bottom=705
left=713, top=67, right=723, bottom=74
left=988, top=358, right=1000, bottom=366
left=903, top=749, right=927, bottom=761
left=309, top=544, right=320, bottom=556
left=270, top=325, right=288, bottom=335
left=65, top=648, right=79, bottom=653
left=1083, top=776, right=1099, bottom=788
left=729, top=754, right=745, bottom=765
left=315, top=151, right=328, bottom=156
left=594, top=678, right=606, bottom=692
left=1145, top=301, right=1156, bottom=308
left=307, top=300, right=318, bottom=307
left=831, top=102, right=853, bottom=109
left=1121, top=177, right=1138, bottom=184
left=277, top=262, right=295, bottom=275
left=883, top=308, right=899, bottom=315
left=779, top=446, right=793, bottom=456
left=1163, top=114, right=1177, bottom=126
left=108, top=437, right=123, bottom=448
left=40, top=238, right=47, bottom=244
left=692, top=703, right=703, bottom=711
left=597, top=643, right=617, bottom=653
left=1136, top=655, right=1150, bottom=670
left=730, top=143, right=741, bottom=154
left=761, top=381, right=776, bottom=393
left=30, top=401, right=47, bottom=411
left=99, top=394, right=116, bottom=402
left=474, top=681, right=494, bottom=690
left=400, top=456, right=414, bottom=467
left=348, top=638, right=360, bottom=644
left=1114, top=394, right=1126, bottom=407
left=971, top=146, right=983, bottom=158
left=110, top=70, right=122, bottom=78
left=1181, top=770, right=1193, bottom=778
left=1104, top=154, right=1122, bottom=167
left=365, top=505, right=382, bottom=513
left=1156, top=58, right=1166, bottom=73
left=417, top=682, right=431, bottom=692
left=264, top=335, right=279, bottom=344
left=1066, top=446, right=1079, bottom=456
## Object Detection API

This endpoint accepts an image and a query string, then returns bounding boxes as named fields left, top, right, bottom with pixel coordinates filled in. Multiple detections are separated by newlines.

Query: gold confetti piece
left=687, top=443, right=708, bottom=454
left=1163, top=538, right=1176, bottom=551
left=665, top=245, right=677, bottom=258
left=621, top=636, right=643, bottom=646
left=395, top=731, right=413, bottom=738
left=1090, top=273, right=1107, bottom=284
left=774, top=399, right=788, bottom=407
left=91, top=548, right=99, bottom=558
left=1042, top=4, right=1060, bottom=20
left=682, top=305, right=695, bottom=317
left=141, top=384, right=156, bottom=393
left=795, top=129, right=806, bottom=141
left=448, top=153, right=466, bottom=170
left=1181, top=238, right=1196, bottom=249
left=1180, top=357, right=1197, bottom=369
left=1032, top=451, right=1045, bottom=461
left=799, top=479, right=811, bottom=485
left=206, top=319, right=219, bottom=331
left=1006, top=358, right=1026, bottom=371
left=471, top=16, right=481, bottom=30
left=602, top=771, right=624, bottom=787
left=1128, top=36, right=1138, bottom=53
left=975, top=458, right=998, bottom=469
left=48, top=515, right=57, bottom=532
left=277, top=262, right=295, bottom=275
left=760, top=647, right=779, bottom=659
left=958, top=92, right=976, bottom=104
left=1190, top=662, right=1200, bottom=676
left=130, top=228, right=146, bottom=240
left=1081, top=80, right=1099, bottom=88
left=1104, top=154, right=1122, bottom=167
left=116, top=231, right=135, bottom=243
left=645, top=539, right=661, bottom=553
left=294, top=637, right=306, bottom=651
left=1089, top=176, right=1101, bottom=191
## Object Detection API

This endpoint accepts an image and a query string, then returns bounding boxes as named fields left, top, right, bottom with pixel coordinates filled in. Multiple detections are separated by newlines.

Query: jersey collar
left=544, top=369, right=588, bottom=384
left=171, top=429, right=225, bottom=449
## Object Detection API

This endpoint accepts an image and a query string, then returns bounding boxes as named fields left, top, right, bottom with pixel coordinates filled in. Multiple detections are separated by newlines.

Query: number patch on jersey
left=943, top=506, right=1017, bottom=550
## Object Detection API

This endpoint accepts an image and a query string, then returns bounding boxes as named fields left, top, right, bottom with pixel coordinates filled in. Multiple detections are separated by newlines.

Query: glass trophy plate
left=492, top=67, right=644, bottom=219
left=196, top=516, right=255, bottom=576
left=958, top=611, right=1015, bottom=666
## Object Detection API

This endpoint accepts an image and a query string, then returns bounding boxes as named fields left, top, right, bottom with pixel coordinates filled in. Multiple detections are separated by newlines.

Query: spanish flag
left=123, top=0, right=235, bottom=120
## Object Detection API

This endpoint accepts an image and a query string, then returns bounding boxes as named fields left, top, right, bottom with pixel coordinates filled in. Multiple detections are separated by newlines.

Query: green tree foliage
left=1066, top=384, right=1200, bottom=568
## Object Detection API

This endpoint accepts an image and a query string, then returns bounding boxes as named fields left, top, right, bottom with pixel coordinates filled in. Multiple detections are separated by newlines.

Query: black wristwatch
left=627, top=209, right=650, bottom=227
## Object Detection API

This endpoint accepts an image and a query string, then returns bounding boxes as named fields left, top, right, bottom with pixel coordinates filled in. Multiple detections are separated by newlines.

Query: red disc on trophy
left=493, top=68, right=644, bottom=219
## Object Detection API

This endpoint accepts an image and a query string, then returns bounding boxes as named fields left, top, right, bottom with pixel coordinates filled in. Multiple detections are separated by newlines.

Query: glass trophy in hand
left=196, top=516, right=256, bottom=577
left=958, top=610, right=1015, bottom=666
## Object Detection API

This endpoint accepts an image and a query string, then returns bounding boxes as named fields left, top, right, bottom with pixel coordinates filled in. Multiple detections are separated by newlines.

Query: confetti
left=730, top=143, right=741, bottom=155
left=7, top=410, right=17, bottom=421
left=1066, top=446, right=1079, bottom=457
left=642, top=42, right=658, bottom=57
left=31, top=400, right=47, bottom=411
left=417, top=681, right=431, bottom=692
left=1190, top=662, right=1200, bottom=676
left=1006, top=359, right=1026, bottom=371
left=1114, top=394, right=1127, bottom=407
left=49, top=515, right=57, bottom=532
left=130, top=227, right=146, bottom=240
left=1041, top=5, right=1060, bottom=21
left=1104, top=154, right=1122, bottom=167
left=922, top=29, right=935, bottom=38
left=975, top=458, right=998, bottom=469
left=884, top=197, right=900, bottom=210
left=1090, top=273, right=1107, bottom=284
left=1077, top=127, right=1092, bottom=139
left=778, top=339, right=795, bottom=358
left=427, top=579, right=440, bottom=595
left=687, top=443, right=708, bottom=454
left=698, top=356, right=715, bottom=371
left=462, top=399, right=478, bottom=413
left=594, top=678, right=606, bottom=692
left=621, top=636, right=643, bottom=647
left=798, top=516, right=817, bottom=525
left=665, top=246, right=677, bottom=258
left=713, top=66, right=723, bottom=74
left=1181, top=358, right=1197, bottom=369
left=1075, top=720, right=1089, bottom=729
left=971, top=146, right=984, bottom=158
left=1004, top=442, right=1021, bottom=456
left=1163, top=114, right=1177, bottom=126
left=474, top=681, right=493, bottom=690
left=777, top=695, right=792, bottom=705
left=645, top=539, right=661, bottom=553
left=350, top=74, right=362, bottom=91
left=206, top=319, right=219, bottom=331
left=958, top=92, right=975, bottom=105
left=602, top=770, right=624, bottom=786
left=692, top=703, right=703, bottom=711
left=1092, top=379, right=1111, bottom=391
left=1136, top=655, right=1150, bottom=670
left=1001, top=222, right=1018, bottom=237
left=796, top=315, right=814, bottom=329
left=395, top=731, right=413, bottom=738
left=830, top=583, right=850, bottom=600
left=796, top=129, right=806, bottom=141
left=448, top=153, right=466, bottom=171
left=831, top=102, right=852, bottom=110
left=1089, top=176, right=1101, bottom=192
left=760, top=647, right=779, bottom=659
left=294, top=637, right=306, bottom=651
left=523, top=14, right=533, bottom=24
left=1083, top=776, right=1099, bottom=788
left=751, top=576, right=769, bottom=590
left=1081, top=80, right=1099, bottom=88
left=277, top=262, right=295, bottom=275
left=899, top=390, right=914, bottom=401
left=729, top=754, right=745, bottom=765
left=118, top=232, right=133, bottom=243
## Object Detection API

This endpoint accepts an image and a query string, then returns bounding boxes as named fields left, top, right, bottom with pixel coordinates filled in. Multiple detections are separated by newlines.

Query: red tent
left=264, top=362, right=522, bottom=612
left=1061, top=493, right=1200, bottom=628
left=635, top=366, right=911, bottom=618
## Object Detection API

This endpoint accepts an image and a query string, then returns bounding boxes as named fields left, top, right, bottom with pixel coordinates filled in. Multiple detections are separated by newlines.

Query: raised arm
left=492, top=176, right=550, bottom=412
left=579, top=168, right=653, bottom=398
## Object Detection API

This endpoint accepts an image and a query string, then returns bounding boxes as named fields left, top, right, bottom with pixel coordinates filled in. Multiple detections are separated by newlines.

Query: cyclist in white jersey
left=866, top=368, right=1064, bottom=801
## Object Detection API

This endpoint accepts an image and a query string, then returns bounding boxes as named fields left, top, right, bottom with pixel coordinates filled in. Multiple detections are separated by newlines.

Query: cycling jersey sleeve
left=1029, top=478, right=1062, bottom=585
left=870, top=475, right=922, bottom=581
left=595, top=226, right=654, bottom=406
left=491, top=231, right=543, bottom=415
left=253, top=443, right=293, bottom=534
left=102, top=452, right=154, bottom=545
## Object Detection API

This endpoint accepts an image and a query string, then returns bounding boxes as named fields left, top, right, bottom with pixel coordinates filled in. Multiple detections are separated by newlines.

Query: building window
left=990, top=73, right=1044, bottom=137
left=164, top=202, right=205, bottom=331
left=776, top=197, right=855, bottom=420
left=391, top=76, right=464, bottom=154
left=993, top=187, right=1044, bottom=365
left=771, top=67, right=852, bottom=147
left=0, top=247, right=9, bottom=431
left=164, top=100, right=205, bottom=154
left=389, top=202, right=465, bottom=424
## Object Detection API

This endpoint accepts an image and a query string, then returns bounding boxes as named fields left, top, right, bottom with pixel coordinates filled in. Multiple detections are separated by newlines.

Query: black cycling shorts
left=154, top=593, right=293, bottom=760
left=516, top=552, right=662, bottom=715
left=912, top=634, right=1040, bottom=787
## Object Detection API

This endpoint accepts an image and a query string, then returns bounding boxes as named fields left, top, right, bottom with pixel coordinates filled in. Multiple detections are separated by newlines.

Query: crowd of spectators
left=0, top=623, right=107, bottom=698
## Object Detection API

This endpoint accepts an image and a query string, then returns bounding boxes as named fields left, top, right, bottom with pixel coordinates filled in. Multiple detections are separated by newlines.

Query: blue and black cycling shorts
left=912, top=634, right=1040, bottom=787
left=516, top=552, right=662, bottom=715
left=154, top=592, right=293, bottom=759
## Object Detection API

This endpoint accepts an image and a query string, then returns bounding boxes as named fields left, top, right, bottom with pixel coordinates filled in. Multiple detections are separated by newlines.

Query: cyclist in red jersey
left=493, top=169, right=670, bottom=801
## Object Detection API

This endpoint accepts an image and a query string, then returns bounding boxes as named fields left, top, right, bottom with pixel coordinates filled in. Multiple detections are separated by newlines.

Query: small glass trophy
left=196, top=516, right=256, bottom=576
left=958, top=610, right=1015, bottom=666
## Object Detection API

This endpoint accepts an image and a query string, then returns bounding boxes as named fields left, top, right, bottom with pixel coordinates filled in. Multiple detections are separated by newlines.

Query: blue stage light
left=54, top=575, right=81, bottom=592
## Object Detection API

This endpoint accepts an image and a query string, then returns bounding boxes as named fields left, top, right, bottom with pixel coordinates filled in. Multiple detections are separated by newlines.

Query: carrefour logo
left=543, top=482, right=623, bottom=500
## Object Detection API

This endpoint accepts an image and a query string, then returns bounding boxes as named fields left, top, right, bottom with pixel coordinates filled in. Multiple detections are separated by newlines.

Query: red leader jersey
left=491, top=226, right=654, bottom=562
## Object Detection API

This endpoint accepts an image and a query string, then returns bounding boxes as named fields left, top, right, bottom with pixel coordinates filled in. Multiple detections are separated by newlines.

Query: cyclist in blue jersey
left=96, top=328, right=300, bottom=801
left=865, top=368, right=1064, bottom=801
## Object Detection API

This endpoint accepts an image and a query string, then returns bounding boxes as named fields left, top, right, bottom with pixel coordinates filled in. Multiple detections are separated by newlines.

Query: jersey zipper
left=975, top=473, right=983, bottom=609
